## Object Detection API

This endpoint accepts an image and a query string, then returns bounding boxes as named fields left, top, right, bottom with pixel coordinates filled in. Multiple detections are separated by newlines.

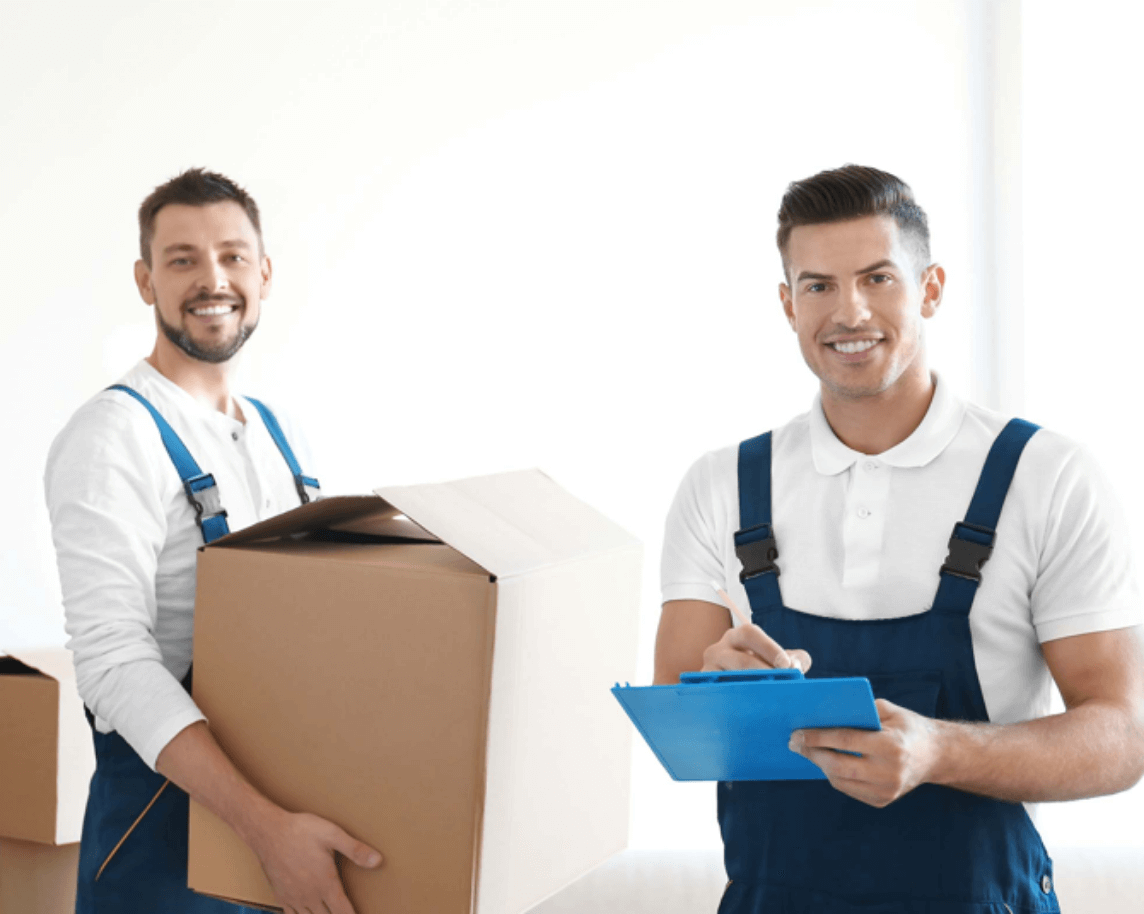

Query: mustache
left=182, top=292, right=243, bottom=309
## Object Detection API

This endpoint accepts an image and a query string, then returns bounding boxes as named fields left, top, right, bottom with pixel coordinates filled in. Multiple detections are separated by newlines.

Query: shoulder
left=48, top=386, right=164, bottom=467
left=955, top=402, right=1085, bottom=477
left=44, top=383, right=176, bottom=509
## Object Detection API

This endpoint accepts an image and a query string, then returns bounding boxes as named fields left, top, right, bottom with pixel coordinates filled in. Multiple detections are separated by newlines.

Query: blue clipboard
left=612, top=668, right=880, bottom=781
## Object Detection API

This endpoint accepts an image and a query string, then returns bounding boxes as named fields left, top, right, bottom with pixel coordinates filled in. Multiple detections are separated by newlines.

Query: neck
left=820, top=365, right=935, bottom=455
left=146, top=339, right=240, bottom=418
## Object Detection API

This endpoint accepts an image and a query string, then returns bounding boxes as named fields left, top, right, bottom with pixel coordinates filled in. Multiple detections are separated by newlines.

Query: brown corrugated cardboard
left=187, top=469, right=641, bottom=914
left=0, top=839, right=80, bottom=914
left=0, top=648, right=94, bottom=845
left=0, top=648, right=94, bottom=914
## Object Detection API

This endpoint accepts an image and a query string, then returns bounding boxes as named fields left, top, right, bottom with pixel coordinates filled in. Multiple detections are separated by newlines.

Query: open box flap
left=204, top=495, right=438, bottom=549
left=5, top=649, right=78, bottom=686
left=376, top=469, right=640, bottom=580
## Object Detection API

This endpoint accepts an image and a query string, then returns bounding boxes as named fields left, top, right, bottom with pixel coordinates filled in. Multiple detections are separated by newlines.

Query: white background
left=1, top=0, right=1140, bottom=853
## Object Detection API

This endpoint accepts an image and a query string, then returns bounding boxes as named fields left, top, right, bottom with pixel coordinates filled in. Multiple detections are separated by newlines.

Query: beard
left=155, top=294, right=258, bottom=364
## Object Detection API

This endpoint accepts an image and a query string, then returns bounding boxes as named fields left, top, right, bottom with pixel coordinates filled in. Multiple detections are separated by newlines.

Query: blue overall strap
left=107, top=385, right=231, bottom=544
left=932, top=418, right=1041, bottom=615
left=734, top=431, right=783, bottom=613
left=243, top=396, right=321, bottom=505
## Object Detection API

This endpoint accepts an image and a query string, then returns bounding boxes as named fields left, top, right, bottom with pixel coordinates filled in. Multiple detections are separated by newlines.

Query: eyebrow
left=796, top=259, right=898, bottom=283
left=161, top=239, right=253, bottom=255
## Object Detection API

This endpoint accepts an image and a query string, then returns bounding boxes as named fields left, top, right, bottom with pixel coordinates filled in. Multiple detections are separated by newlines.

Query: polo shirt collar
left=809, top=372, right=966, bottom=475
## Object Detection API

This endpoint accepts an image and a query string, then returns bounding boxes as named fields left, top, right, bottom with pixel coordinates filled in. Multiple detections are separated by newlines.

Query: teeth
left=832, top=339, right=878, bottom=354
left=191, top=305, right=235, bottom=316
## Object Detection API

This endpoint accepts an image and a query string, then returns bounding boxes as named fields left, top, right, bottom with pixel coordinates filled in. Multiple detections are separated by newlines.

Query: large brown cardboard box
left=0, top=648, right=95, bottom=914
left=187, top=469, right=642, bottom=914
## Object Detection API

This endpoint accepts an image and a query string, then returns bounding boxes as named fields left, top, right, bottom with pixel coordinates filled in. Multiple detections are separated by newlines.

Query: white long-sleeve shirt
left=45, top=359, right=315, bottom=770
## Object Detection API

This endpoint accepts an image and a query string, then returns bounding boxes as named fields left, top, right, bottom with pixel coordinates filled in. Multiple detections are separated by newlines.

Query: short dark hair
left=138, top=168, right=263, bottom=266
left=776, top=164, right=930, bottom=280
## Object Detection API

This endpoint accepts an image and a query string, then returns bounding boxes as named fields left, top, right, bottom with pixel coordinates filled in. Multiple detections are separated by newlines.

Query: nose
left=197, top=257, right=230, bottom=295
left=832, top=282, right=872, bottom=328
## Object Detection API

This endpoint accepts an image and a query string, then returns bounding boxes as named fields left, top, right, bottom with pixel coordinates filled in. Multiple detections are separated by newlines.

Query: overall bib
left=76, top=387, right=319, bottom=914
left=719, top=419, right=1061, bottom=914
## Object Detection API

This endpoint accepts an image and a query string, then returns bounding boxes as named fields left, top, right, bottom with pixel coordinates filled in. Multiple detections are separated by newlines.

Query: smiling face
left=134, top=201, right=271, bottom=364
left=779, top=215, right=943, bottom=405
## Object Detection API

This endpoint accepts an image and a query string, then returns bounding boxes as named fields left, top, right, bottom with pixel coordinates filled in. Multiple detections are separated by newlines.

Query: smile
left=829, top=339, right=880, bottom=354
left=188, top=304, right=238, bottom=317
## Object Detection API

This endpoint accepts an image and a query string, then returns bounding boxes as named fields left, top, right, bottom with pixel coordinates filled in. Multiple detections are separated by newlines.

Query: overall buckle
left=941, top=521, right=995, bottom=582
left=295, top=475, right=321, bottom=505
left=734, top=523, right=780, bottom=582
left=184, top=473, right=227, bottom=522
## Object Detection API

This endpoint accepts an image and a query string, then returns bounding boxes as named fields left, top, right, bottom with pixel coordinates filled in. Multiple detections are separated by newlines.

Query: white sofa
left=527, top=847, right=1144, bottom=913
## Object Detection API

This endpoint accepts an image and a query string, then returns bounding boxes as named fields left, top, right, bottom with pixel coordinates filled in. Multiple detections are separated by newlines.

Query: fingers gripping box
left=186, top=469, right=642, bottom=914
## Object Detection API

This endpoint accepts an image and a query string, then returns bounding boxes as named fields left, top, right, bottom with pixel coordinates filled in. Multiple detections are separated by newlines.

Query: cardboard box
left=0, top=839, right=80, bottom=914
left=0, top=648, right=96, bottom=914
left=187, top=469, right=642, bottom=914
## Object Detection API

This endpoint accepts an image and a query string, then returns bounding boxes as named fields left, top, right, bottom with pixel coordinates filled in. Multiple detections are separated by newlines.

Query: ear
left=780, top=282, right=796, bottom=331
left=259, top=254, right=273, bottom=300
left=920, top=264, right=945, bottom=318
left=134, top=259, right=155, bottom=305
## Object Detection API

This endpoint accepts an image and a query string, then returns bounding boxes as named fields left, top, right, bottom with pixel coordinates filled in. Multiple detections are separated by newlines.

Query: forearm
left=155, top=720, right=284, bottom=850
left=931, top=699, right=1144, bottom=803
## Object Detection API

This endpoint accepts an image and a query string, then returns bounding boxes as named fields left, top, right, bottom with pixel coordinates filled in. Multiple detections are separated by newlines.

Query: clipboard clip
left=680, top=668, right=805, bottom=684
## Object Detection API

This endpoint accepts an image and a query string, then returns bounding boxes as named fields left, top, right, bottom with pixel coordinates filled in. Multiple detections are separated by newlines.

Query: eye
left=806, top=282, right=827, bottom=294
left=869, top=273, right=891, bottom=284
left=169, top=258, right=190, bottom=266
left=229, top=254, right=245, bottom=263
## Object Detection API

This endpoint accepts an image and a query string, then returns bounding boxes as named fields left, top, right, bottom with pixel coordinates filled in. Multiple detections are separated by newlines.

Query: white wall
left=1020, top=0, right=1144, bottom=851
left=7, top=0, right=1124, bottom=858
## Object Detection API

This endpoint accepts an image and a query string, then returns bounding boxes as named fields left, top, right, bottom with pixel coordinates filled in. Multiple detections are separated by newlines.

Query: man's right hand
left=156, top=721, right=382, bottom=914
left=701, top=620, right=813, bottom=675
left=248, top=807, right=383, bottom=914
left=654, top=599, right=812, bottom=685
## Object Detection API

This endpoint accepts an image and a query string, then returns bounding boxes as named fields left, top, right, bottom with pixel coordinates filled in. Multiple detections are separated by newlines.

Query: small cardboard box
left=187, top=469, right=642, bottom=914
left=0, top=648, right=96, bottom=914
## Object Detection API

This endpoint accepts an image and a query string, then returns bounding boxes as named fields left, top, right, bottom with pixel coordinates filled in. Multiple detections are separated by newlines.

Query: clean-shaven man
left=655, top=164, right=1144, bottom=913
left=46, top=169, right=381, bottom=914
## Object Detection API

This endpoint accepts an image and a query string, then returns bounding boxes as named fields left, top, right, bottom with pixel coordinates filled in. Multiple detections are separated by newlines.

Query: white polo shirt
left=45, top=360, right=315, bottom=770
left=662, top=373, right=1142, bottom=728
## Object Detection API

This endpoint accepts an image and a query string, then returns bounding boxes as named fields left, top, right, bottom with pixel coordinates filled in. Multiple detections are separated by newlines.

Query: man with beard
left=46, top=169, right=381, bottom=914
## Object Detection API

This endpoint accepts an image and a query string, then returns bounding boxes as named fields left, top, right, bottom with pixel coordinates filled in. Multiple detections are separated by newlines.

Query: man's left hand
left=789, top=699, right=943, bottom=808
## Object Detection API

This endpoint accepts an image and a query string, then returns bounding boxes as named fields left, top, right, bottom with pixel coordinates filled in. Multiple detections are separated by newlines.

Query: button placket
left=841, top=460, right=893, bottom=587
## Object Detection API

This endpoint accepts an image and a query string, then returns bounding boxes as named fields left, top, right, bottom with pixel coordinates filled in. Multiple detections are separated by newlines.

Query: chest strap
left=734, top=418, right=1041, bottom=618
left=734, top=431, right=783, bottom=612
left=108, top=385, right=232, bottom=544
left=245, top=396, right=320, bottom=505
left=931, top=418, right=1040, bottom=615
left=108, top=385, right=319, bottom=545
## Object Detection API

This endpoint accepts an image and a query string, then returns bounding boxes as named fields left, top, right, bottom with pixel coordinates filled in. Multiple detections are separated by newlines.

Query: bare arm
left=654, top=599, right=809, bottom=685
left=792, top=626, right=1144, bottom=806
left=933, top=626, right=1144, bottom=800
left=157, top=722, right=382, bottom=914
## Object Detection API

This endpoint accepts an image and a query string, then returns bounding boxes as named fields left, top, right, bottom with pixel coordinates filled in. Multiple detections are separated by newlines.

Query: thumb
left=330, top=828, right=383, bottom=869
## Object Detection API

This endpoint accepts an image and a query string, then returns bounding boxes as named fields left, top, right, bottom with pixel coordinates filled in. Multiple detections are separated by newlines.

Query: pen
left=710, top=580, right=801, bottom=672
left=710, top=580, right=753, bottom=628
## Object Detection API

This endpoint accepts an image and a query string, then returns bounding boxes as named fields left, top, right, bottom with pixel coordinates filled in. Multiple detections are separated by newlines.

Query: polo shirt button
left=864, top=461, right=877, bottom=471
left=231, top=431, right=239, bottom=441
left=1041, top=874, right=1052, bottom=894
left=857, top=507, right=871, bottom=519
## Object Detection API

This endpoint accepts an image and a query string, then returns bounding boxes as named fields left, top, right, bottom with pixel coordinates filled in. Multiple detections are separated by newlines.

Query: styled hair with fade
left=776, top=165, right=930, bottom=281
left=138, top=168, right=263, bottom=266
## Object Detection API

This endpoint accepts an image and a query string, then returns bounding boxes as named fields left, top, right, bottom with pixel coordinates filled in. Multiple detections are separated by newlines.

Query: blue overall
left=76, top=386, right=319, bottom=914
left=719, top=419, right=1061, bottom=914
